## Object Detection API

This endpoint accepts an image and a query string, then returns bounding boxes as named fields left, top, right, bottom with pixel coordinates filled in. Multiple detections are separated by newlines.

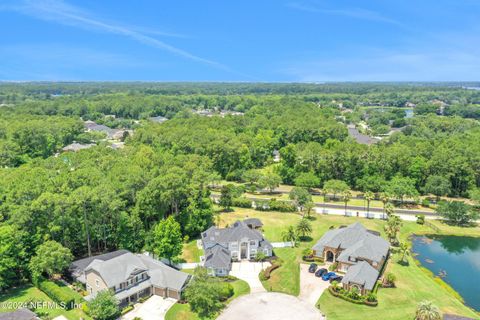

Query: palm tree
left=364, top=191, right=375, bottom=216
left=415, top=300, right=441, bottom=320
left=384, top=214, right=402, bottom=245
left=304, top=201, right=314, bottom=219
left=385, top=202, right=395, bottom=217
left=282, top=226, right=298, bottom=247
left=380, top=192, right=391, bottom=217
left=341, top=190, right=352, bottom=216
left=296, top=218, right=312, bottom=240
left=399, top=242, right=410, bottom=263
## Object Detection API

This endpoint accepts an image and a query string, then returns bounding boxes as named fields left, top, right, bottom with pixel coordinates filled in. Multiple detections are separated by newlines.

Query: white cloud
left=2, top=0, right=228, bottom=70
left=286, top=1, right=403, bottom=26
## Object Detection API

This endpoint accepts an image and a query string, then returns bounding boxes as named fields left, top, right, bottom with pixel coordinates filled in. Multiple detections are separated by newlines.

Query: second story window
left=95, top=279, right=99, bottom=287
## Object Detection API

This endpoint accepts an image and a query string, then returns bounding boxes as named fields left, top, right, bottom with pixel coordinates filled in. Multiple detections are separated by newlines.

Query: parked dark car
left=322, top=272, right=336, bottom=281
left=315, top=268, right=328, bottom=277
left=329, top=275, right=343, bottom=283
left=308, top=263, right=318, bottom=273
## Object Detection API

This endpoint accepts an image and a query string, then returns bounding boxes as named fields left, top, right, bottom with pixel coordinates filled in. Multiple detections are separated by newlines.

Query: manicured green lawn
left=260, top=248, right=300, bottom=295
left=165, top=303, right=200, bottom=320
left=181, top=239, right=203, bottom=263
left=229, top=279, right=250, bottom=301
left=0, top=284, right=90, bottom=320
left=317, top=251, right=479, bottom=320
left=165, top=279, right=250, bottom=320
left=219, top=208, right=480, bottom=319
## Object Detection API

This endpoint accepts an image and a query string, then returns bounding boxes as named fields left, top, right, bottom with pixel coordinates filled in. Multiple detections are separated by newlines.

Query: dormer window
left=95, top=280, right=99, bottom=287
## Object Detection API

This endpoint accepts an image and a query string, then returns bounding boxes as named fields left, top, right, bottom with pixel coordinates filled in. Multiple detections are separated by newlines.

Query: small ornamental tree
left=258, top=172, right=282, bottom=193
left=29, top=240, right=73, bottom=280
left=289, top=187, right=312, bottom=211
left=184, top=267, right=224, bottom=318
left=86, top=290, right=120, bottom=320
left=153, top=216, right=183, bottom=265
left=323, top=179, right=349, bottom=200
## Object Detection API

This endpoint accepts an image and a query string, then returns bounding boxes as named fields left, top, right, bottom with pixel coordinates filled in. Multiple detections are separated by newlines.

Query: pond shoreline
left=410, top=234, right=480, bottom=314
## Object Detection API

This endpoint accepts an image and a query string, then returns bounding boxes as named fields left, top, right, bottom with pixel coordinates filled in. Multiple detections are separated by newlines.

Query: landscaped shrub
left=328, top=262, right=338, bottom=271
left=421, top=199, right=430, bottom=208
left=121, top=305, right=134, bottom=315
left=382, top=272, right=396, bottom=287
left=37, top=279, right=75, bottom=310
left=366, top=292, right=377, bottom=302
left=217, top=282, right=234, bottom=301
left=138, top=296, right=149, bottom=303
left=416, top=214, right=426, bottom=224
left=232, top=197, right=252, bottom=208
left=268, top=199, right=296, bottom=212
left=328, top=286, right=378, bottom=307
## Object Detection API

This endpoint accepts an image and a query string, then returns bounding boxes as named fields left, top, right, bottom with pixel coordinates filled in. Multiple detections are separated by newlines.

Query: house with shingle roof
left=0, top=309, right=39, bottom=320
left=201, top=219, right=273, bottom=276
left=312, top=222, right=389, bottom=294
left=69, top=250, right=190, bottom=306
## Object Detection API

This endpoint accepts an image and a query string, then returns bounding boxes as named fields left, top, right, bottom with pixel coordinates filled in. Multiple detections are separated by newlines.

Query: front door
left=240, top=242, right=248, bottom=259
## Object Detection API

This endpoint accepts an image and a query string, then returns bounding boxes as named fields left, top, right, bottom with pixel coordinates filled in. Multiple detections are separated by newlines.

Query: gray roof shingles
left=201, top=219, right=271, bottom=270
left=70, top=250, right=189, bottom=294
left=0, top=309, right=38, bottom=320
left=313, top=222, right=389, bottom=264
left=204, top=245, right=232, bottom=270
left=341, top=260, right=379, bottom=290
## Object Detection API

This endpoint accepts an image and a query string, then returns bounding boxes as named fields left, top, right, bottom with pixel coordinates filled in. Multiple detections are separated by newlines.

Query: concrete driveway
left=121, top=295, right=176, bottom=320
left=299, top=263, right=331, bottom=305
left=217, top=292, right=324, bottom=320
left=230, top=261, right=270, bottom=293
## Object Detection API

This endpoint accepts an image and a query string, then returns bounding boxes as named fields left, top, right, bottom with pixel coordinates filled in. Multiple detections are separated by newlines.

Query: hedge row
left=255, top=200, right=296, bottom=212
left=328, top=287, right=378, bottom=307
left=232, top=197, right=252, bottom=208
left=121, top=305, right=134, bottom=315
left=37, top=279, right=76, bottom=310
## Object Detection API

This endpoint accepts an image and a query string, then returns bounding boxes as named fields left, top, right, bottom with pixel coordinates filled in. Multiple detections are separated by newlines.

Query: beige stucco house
left=312, top=222, right=389, bottom=294
left=70, top=250, right=190, bottom=306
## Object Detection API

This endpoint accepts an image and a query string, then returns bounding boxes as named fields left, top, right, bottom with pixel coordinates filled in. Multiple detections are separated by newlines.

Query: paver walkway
left=299, top=263, right=330, bottom=306
left=230, top=261, right=270, bottom=293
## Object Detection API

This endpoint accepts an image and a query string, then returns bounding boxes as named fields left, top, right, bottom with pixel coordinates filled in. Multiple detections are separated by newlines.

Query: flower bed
left=328, top=286, right=378, bottom=307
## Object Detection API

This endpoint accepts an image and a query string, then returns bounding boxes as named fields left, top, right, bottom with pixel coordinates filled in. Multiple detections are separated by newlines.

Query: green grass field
left=181, top=239, right=203, bottom=263
left=219, top=208, right=480, bottom=319
left=0, top=284, right=89, bottom=320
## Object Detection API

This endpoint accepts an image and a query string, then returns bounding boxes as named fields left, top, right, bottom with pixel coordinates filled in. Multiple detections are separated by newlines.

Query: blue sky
left=0, top=0, right=479, bottom=81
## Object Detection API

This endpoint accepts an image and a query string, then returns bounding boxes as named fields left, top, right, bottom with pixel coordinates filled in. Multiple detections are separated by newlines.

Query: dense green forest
left=1, top=82, right=479, bottom=291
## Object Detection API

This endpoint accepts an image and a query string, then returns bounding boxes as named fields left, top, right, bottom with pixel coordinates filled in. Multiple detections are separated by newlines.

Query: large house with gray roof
left=312, top=222, right=389, bottom=294
left=201, top=219, right=273, bottom=276
left=69, top=250, right=190, bottom=306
